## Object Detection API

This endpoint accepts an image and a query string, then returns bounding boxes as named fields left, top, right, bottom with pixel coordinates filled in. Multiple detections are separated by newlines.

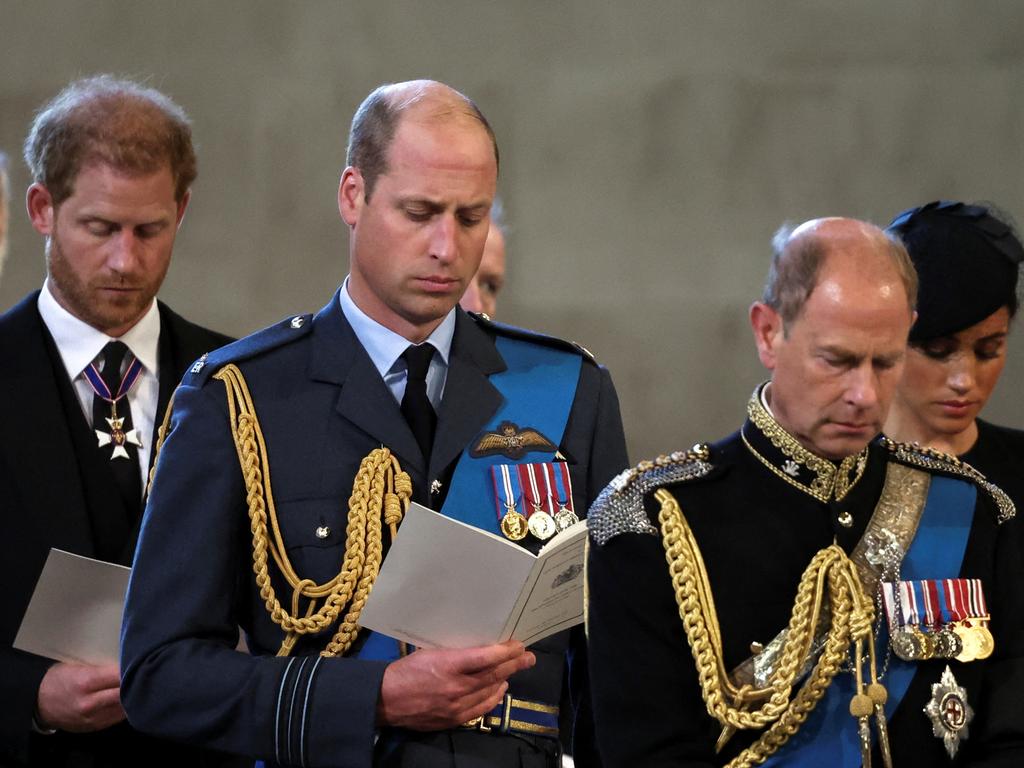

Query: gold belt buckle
left=462, top=714, right=492, bottom=732
left=463, top=693, right=514, bottom=732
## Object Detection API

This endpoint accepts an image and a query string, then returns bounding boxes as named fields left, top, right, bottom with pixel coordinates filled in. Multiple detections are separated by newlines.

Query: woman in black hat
left=885, top=200, right=1023, bottom=508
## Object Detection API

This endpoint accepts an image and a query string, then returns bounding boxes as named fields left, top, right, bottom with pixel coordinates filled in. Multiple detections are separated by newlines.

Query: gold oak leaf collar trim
left=742, top=383, right=869, bottom=504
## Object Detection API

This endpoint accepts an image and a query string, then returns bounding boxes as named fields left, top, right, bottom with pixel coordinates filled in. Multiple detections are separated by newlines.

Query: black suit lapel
left=121, top=318, right=177, bottom=564
left=430, top=312, right=506, bottom=481
left=120, top=303, right=233, bottom=563
left=152, top=317, right=178, bottom=465
left=0, top=295, right=96, bottom=555
left=149, top=301, right=233, bottom=463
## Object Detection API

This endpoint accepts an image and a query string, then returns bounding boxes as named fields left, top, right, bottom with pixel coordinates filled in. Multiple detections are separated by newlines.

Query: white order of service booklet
left=358, top=502, right=588, bottom=648
left=14, top=548, right=130, bottom=665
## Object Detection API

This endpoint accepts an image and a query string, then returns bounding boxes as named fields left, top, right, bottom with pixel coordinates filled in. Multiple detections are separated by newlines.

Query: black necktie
left=92, top=341, right=142, bottom=516
left=401, top=344, right=437, bottom=464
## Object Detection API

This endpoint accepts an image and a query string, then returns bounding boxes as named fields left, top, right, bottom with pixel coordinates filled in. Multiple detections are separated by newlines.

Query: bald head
left=763, top=217, right=917, bottom=331
left=346, top=79, right=498, bottom=200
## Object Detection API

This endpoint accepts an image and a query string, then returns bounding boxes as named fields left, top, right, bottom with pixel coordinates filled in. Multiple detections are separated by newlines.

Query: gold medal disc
left=953, top=625, right=978, bottom=663
left=501, top=510, right=529, bottom=541
left=972, top=624, right=994, bottom=660
left=914, top=627, right=936, bottom=661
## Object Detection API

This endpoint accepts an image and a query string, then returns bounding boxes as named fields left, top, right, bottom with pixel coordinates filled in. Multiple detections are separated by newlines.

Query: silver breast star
left=925, top=665, right=973, bottom=758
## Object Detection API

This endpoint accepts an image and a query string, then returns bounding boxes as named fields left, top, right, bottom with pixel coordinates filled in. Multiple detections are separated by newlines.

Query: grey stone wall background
left=1, top=1, right=1021, bottom=461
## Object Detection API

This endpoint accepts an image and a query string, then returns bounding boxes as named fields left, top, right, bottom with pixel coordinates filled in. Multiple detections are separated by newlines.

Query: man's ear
left=26, top=183, right=55, bottom=236
left=750, top=301, right=784, bottom=371
left=338, top=167, right=364, bottom=227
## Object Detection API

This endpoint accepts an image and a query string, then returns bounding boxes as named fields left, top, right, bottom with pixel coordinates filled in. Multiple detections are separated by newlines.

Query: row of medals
left=501, top=503, right=579, bottom=541
left=890, top=619, right=994, bottom=663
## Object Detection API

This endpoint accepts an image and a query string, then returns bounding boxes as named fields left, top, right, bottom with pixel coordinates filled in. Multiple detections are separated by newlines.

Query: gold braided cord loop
left=655, top=489, right=876, bottom=768
left=214, top=364, right=411, bottom=658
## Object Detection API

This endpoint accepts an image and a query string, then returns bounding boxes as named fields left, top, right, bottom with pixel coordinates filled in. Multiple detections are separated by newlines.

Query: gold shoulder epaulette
left=588, top=444, right=714, bottom=546
left=881, top=437, right=1016, bottom=524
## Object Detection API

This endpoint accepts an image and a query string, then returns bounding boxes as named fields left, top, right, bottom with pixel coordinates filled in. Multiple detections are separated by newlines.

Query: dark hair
left=887, top=201, right=1021, bottom=340
left=973, top=202, right=1019, bottom=320
left=23, top=75, right=196, bottom=205
left=346, top=81, right=499, bottom=200
left=763, top=222, right=917, bottom=328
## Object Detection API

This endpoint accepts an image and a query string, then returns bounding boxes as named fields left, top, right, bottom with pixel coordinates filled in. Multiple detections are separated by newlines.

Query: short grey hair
left=762, top=221, right=917, bottom=328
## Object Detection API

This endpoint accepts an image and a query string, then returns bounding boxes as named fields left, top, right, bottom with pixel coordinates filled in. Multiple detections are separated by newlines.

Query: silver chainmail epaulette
left=588, top=444, right=714, bottom=546
left=881, top=437, right=1016, bottom=524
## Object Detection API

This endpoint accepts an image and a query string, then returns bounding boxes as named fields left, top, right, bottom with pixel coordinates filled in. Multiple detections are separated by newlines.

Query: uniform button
left=315, top=525, right=330, bottom=539
left=837, top=511, right=853, bottom=528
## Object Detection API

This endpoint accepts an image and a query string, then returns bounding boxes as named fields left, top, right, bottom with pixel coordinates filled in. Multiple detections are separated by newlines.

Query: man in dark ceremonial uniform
left=587, top=218, right=1024, bottom=767
left=121, top=80, right=627, bottom=767
left=0, top=77, right=233, bottom=767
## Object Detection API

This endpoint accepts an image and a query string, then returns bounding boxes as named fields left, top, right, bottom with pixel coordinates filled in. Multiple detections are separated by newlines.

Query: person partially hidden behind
left=885, top=200, right=1024, bottom=515
left=120, top=79, right=626, bottom=767
left=0, top=76, right=232, bottom=767
left=587, top=218, right=1023, bottom=766
left=460, top=196, right=507, bottom=318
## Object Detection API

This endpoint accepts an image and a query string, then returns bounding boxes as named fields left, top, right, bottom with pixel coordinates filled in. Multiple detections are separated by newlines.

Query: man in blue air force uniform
left=587, top=219, right=1024, bottom=767
left=121, top=80, right=627, bottom=768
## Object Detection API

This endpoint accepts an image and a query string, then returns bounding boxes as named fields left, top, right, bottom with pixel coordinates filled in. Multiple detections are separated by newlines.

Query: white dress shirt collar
left=37, top=279, right=162, bottom=377
left=761, top=381, right=775, bottom=417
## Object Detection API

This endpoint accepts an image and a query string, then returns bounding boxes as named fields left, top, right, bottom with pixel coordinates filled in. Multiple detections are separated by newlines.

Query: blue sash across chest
left=761, top=474, right=975, bottom=767
left=357, top=335, right=582, bottom=661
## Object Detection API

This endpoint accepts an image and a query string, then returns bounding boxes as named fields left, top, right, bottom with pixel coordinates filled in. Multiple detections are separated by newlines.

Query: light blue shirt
left=338, top=278, right=455, bottom=410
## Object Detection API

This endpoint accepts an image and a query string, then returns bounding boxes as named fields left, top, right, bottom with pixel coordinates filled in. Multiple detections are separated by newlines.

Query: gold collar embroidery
left=742, top=383, right=869, bottom=503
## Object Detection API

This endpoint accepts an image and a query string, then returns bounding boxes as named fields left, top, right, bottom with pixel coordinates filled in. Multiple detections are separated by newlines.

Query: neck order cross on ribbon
left=84, top=343, right=145, bottom=460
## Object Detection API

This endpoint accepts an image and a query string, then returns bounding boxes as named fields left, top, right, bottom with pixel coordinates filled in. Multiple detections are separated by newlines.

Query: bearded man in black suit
left=0, top=75, right=233, bottom=767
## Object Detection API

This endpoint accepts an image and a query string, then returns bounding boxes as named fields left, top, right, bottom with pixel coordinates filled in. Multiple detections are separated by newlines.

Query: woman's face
left=894, top=306, right=1012, bottom=446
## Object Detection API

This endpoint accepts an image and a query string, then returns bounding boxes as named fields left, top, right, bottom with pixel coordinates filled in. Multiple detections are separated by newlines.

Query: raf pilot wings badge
left=470, top=420, right=558, bottom=459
